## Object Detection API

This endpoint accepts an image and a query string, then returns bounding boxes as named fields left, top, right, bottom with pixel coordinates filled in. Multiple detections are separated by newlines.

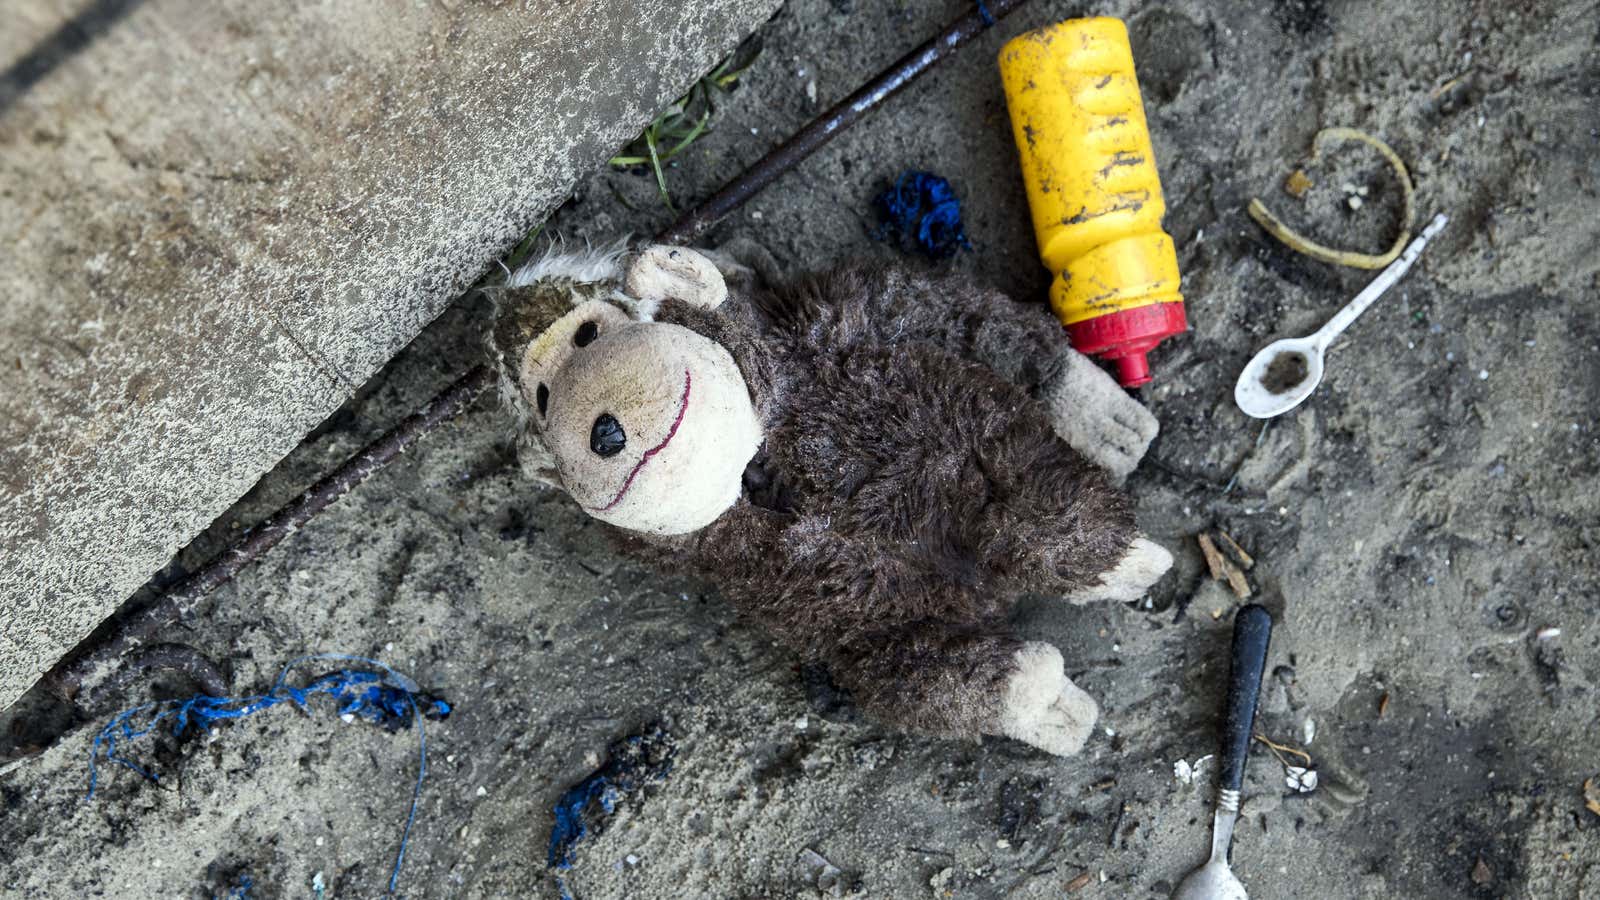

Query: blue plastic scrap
left=86, top=653, right=451, bottom=896
left=873, top=170, right=973, bottom=259
left=547, top=725, right=675, bottom=898
left=217, top=873, right=253, bottom=900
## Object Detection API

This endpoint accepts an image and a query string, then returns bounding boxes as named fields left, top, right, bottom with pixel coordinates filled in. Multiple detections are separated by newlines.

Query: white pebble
left=1285, top=766, right=1318, bottom=792
left=1478, top=369, right=1489, bottom=380
left=476, top=786, right=488, bottom=797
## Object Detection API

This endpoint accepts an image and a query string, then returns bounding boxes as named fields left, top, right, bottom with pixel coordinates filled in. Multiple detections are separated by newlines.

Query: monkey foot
left=997, top=642, right=1099, bottom=757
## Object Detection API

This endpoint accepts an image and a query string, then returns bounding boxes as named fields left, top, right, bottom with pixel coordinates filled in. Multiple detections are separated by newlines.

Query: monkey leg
left=829, top=630, right=1099, bottom=757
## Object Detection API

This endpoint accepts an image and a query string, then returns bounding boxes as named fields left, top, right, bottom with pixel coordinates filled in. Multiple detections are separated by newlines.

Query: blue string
left=976, top=0, right=996, bottom=26
left=545, top=727, right=675, bottom=900
left=86, top=653, right=450, bottom=896
left=873, top=170, right=973, bottom=259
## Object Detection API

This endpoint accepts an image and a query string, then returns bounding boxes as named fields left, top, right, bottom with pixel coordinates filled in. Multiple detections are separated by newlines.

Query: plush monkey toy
left=491, top=242, right=1172, bottom=756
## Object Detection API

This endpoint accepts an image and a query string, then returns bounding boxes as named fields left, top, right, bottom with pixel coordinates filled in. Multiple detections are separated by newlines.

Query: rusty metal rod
left=43, top=0, right=1023, bottom=709
left=47, top=366, right=494, bottom=700
left=81, top=643, right=231, bottom=708
left=656, top=0, right=1026, bottom=245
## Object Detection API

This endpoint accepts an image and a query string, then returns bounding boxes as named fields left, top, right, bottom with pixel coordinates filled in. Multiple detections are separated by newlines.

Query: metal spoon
left=1173, top=604, right=1273, bottom=900
left=1234, top=213, right=1448, bottom=419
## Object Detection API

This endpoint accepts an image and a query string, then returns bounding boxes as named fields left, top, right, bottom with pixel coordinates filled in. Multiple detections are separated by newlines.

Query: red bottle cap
left=1064, top=302, right=1188, bottom=388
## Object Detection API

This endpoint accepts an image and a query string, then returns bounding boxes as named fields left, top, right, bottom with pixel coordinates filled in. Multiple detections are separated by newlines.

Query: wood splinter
left=1217, top=530, right=1255, bottom=570
left=1197, top=532, right=1252, bottom=599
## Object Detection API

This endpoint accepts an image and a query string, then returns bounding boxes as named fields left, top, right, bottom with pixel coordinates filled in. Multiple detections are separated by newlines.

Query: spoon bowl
left=1234, top=336, right=1326, bottom=419
left=1172, top=857, right=1249, bottom=900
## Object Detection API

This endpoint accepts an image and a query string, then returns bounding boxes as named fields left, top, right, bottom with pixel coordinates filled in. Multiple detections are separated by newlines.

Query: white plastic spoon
left=1234, top=213, right=1448, bottom=419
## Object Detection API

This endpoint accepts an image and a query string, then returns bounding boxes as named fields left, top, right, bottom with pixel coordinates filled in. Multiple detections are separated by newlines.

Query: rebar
left=48, top=366, right=494, bottom=700
left=656, top=0, right=1026, bottom=245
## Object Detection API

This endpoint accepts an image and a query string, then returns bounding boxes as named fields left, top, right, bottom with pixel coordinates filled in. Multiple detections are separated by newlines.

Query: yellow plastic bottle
left=998, top=17, right=1186, bottom=387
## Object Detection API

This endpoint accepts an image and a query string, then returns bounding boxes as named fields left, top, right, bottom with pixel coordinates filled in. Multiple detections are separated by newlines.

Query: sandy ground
left=4, top=0, right=1598, bottom=897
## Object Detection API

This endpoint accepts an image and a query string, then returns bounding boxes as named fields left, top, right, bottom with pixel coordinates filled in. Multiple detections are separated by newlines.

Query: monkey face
left=520, top=305, right=761, bottom=535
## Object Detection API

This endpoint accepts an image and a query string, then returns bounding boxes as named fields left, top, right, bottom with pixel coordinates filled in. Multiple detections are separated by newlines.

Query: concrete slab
left=0, top=0, right=781, bottom=712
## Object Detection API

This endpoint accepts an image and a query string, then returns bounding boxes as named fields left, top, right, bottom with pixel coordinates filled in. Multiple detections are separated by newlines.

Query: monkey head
left=492, top=246, right=761, bottom=536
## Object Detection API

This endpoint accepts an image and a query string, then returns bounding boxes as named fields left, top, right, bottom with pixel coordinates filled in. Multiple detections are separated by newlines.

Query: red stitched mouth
left=589, top=369, right=692, bottom=513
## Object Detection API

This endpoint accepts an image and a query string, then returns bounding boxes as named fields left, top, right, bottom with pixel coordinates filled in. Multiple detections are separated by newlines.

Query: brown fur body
left=616, top=262, right=1136, bottom=739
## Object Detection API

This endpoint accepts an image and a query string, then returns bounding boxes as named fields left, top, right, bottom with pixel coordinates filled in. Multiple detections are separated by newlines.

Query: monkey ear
left=624, top=245, right=728, bottom=316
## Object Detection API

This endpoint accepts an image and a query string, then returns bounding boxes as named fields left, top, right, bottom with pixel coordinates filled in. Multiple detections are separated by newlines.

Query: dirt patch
left=1262, top=350, right=1311, bottom=394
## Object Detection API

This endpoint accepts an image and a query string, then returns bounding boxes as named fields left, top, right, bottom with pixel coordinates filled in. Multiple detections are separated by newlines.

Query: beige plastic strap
left=1248, top=127, right=1415, bottom=270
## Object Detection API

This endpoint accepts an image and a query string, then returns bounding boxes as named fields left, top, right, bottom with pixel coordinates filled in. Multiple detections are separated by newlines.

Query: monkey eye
left=573, top=321, right=599, bottom=348
left=590, top=413, right=626, bottom=457
left=535, top=383, right=549, bottom=417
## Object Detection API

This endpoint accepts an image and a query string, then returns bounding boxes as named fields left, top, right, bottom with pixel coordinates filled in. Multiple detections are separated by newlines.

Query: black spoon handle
left=1219, top=604, right=1273, bottom=796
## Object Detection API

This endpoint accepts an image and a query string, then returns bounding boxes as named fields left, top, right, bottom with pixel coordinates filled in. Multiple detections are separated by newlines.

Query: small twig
left=1196, top=533, right=1226, bottom=581
left=1198, top=529, right=1247, bottom=597
left=1216, top=530, right=1255, bottom=570
left=1253, top=733, right=1313, bottom=767
left=1429, top=72, right=1470, bottom=99
left=1106, top=802, right=1126, bottom=849
left=1221, top=558, right=1251, bottom=599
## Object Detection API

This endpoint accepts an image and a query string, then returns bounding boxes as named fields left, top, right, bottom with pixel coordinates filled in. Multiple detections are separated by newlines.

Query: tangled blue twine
left=87, top=653, right=451, bottom=896
left=873, top=170, right=973, bottom=259
left=546, top=726, right=675, bottom=900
